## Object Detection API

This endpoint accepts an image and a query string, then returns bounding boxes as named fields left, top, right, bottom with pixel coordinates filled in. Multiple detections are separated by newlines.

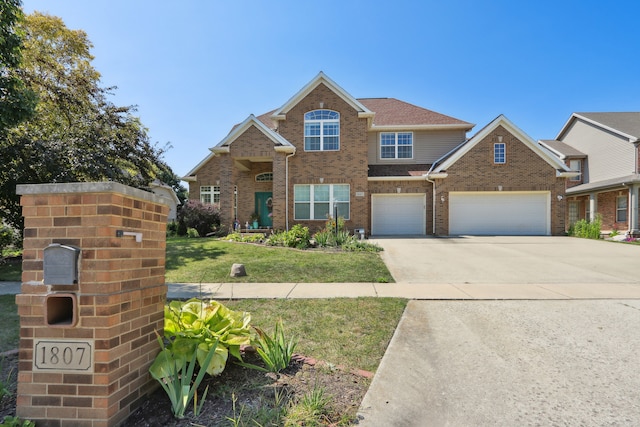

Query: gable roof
left=556, top=112, right=640, bottom=143
left=183, top=114, right=294, bottom=179
left=430, top=115, right=573, bottom=175
left=538, top=140, right=587, bottom=159
left=358, top=98, right=474, bottom=130
left=271, top=71, right=374, bottom=121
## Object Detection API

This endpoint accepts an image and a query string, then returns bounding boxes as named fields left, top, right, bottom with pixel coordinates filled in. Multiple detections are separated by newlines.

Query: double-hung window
left=304, top=110, right=340, bottom=151
left=380, top=132, right=413, bottom=159
left=569, top=159, right=581, bottom=182
left=294, top=184, right=350, bottom=220
left=616, top=196, right=628, bottom=222
left=200, top=185, right=220, bottom=207
left=494, top=143, right=506, bottom=164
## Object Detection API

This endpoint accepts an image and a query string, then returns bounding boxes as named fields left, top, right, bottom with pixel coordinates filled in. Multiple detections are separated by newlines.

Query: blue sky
left=22, top=0, right=640, bottom=181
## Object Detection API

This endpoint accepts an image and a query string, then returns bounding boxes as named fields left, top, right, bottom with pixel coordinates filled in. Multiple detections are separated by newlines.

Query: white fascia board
left=371, top=123, right=475, bottom=132
left=274, top=145, right=296, bottom=153
left=557, top=171, right=581, bottom=178
left=182, top=175, right=197, bottom=182
left=368, top=176, right=428, bottom=182
left=538, top=140, right=566, bottom=160
left=557, top=113, right=639, bottom=143
left=424, top=172, right=448, bottom=179
left=434, top=115, right=571, bottom=173
left=271, top=71, right=374, bottom=120
left=215, top=114, right=294, bottom=150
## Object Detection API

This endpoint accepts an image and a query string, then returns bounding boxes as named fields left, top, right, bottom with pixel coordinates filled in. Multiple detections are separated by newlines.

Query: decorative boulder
left=230, top=263, right=247, bottom=277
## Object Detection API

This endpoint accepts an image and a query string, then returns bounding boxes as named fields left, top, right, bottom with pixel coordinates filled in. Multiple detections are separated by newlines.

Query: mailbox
left=43, top=244, right=80, bottom=285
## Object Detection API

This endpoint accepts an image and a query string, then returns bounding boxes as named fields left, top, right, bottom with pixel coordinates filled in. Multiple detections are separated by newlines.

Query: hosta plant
left=163, top=299, right=252, bottom=375
left=149, top=334, right=218, bottom=419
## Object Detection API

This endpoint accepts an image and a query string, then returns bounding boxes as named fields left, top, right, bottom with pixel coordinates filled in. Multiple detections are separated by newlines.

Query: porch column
left=630, top=184, right=640, bottom=235
left=589, top=193, right=597, bottom=222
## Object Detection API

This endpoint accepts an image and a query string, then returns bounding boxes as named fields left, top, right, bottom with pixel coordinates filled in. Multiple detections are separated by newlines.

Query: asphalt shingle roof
left=576, top=112, right=640, bottom=140
left=539, top=140, right=587, bottom=158
left=358, top=98, right=473, bottom=128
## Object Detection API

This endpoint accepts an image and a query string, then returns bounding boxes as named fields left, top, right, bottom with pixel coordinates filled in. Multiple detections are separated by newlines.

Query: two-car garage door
left=371, top=194, right=426, bottom=235
left=449, top=191, right=550, bottom=235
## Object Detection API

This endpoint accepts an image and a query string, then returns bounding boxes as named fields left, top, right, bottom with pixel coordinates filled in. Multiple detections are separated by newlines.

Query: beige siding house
left=540, top=112, right=640, bottom=235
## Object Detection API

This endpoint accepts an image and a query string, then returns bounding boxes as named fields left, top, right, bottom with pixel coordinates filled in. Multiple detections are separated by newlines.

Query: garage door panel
left=449, top=192, right=549, bottom=236
left=372, top=194, right=426, bottom=235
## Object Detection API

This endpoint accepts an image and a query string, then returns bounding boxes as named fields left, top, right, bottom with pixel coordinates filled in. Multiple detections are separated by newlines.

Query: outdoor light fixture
left=557, top=195, right=563, bottom=201
left=440, top=195, right=445, bottom=203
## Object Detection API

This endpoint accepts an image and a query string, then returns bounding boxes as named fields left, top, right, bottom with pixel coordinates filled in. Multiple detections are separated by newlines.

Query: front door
left=255, top=192, right=273, bottom=228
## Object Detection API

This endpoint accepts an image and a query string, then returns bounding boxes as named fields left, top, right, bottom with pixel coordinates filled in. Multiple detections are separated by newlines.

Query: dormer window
left=569, top=159, right=581, bottom=182
left=304, top=110, right=340, bottom=151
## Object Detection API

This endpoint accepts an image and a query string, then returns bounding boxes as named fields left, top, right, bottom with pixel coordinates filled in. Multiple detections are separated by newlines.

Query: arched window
left=304, top=110, right=340, bottom=151
left=255, top=172, right=273, bottom=182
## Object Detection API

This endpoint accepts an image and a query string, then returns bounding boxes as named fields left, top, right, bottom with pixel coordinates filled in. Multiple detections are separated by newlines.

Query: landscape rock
left=230, top=263, right=247, bottom=277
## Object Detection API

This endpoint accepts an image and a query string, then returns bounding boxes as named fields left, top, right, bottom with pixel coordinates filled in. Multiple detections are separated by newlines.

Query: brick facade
left=434, top=125, right=567, bottom=235
left=15, top=182, right=168, bottom=427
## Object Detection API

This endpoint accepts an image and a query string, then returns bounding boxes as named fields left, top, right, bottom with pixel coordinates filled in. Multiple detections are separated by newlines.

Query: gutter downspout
left=424, top=140, right=469, bottom=235
left=285, top=150, right=296, bottom=231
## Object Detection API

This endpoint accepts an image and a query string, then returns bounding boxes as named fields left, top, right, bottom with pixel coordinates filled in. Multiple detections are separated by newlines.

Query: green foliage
left=186, top=227, right=199, bottom=238
left=177, top=200, right=221, bottom=237
left=223, top=232, right=266, bottom=243
left=0, top=224, right=17, bottom=254
left=0, top=0, right=37, bottom=134
left=149, top=334, right=218, bottom=419
left=0, top=12, right=176, bottom=233
left=267, top=224, right=311, bottom=249
left=342, top=238, right=383, bottom=252
left=163, top=299, right=252, bottom=375
left=0, top=356, right=15, bottom=401
left=0, top=417, right=35, bottom=427
left=569, top=215, right=602, bottom=239
left=609, top=228, right=619, bottom=237
left=284, top=385, right=332, bottom=427
left=240, top=320, right=297, bottom=373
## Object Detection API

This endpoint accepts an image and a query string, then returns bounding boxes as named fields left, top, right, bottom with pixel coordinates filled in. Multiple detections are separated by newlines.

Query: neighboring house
left=540, top=112, right=640, bottom=235
left=149, top=180, right=180, bottom=222
left=184, top=72, right=573, bottom=236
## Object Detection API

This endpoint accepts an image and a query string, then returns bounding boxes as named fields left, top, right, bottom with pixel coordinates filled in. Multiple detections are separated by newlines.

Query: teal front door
left=255, top=192, right=273, bottom=227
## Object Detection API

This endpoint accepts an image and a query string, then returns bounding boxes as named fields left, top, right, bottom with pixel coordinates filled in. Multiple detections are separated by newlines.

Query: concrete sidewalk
left=4, top=280, right=640, bottom=300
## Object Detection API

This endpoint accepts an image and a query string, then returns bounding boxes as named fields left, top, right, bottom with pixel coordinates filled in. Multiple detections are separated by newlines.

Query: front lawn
left=165, top=237, right=394, bottom=283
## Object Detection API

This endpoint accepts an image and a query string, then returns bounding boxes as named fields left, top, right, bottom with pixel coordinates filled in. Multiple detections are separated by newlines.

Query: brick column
left=15, top=182, right=168, bottom=427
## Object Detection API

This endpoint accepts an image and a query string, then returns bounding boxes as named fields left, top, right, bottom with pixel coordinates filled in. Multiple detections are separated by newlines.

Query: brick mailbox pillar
left=15, top=182, right=169, bottom=427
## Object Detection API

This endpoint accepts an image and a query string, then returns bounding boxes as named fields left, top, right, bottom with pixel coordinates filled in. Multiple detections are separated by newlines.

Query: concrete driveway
left=370, top=236, right=640, bottom=285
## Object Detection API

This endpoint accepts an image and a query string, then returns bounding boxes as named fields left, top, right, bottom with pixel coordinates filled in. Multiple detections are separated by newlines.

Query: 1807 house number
left=34, top=340, right=93, bottom=372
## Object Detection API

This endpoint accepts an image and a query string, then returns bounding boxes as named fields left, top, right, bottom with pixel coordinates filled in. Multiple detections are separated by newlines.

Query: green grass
left=0, top=295, right=19, bottom=353
left=224, top=298, right=406, bottom=372
left=166, top=237, right=394, bottom=283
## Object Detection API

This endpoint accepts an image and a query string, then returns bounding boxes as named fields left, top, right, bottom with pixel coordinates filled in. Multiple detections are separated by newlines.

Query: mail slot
left=45, top=293, right=77, bottom=327
left=43, top=244, right=80, bottom=285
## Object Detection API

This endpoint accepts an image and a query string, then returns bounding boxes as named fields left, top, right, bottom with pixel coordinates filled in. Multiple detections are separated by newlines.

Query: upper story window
left=256, top=172, right=273, bottom=182
left=569, top=159, right=581, bottom=182
left=200, top=185, right=220, bottom=207
left=381, top=132, right=413, bottom=159
left=494, top=143, right=506, bottom=164
left=304, top=110, right=340, bottom=151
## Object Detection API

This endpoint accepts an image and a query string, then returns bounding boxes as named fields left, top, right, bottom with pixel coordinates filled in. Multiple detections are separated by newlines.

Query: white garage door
left=449, top=191, right=550, bottom=235
left=372, top=194, right=426, bottom=235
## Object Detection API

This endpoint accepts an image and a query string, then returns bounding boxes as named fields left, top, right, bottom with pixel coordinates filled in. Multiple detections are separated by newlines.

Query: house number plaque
left=33, top=339, right=93, bottom=372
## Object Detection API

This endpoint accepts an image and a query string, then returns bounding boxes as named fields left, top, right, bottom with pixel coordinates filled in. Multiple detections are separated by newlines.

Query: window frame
left=304, top=110, right=340, bottom=152
left=200, top=185, right=220, bottom=207
left=569, top=159, right=582, bottom=182
left=255, top=172, right=273, bottom=182
left=494, top=143, right=506, bottom=164
left=380, top=132, right=413, bottom=160
left=616, top=195, right=628, bottom=222
left=294, top=184, right=350, bottom=220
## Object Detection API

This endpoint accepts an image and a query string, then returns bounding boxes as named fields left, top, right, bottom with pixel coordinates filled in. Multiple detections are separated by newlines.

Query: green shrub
left=313, top=230, right=333, bottom=247
left=569, top=215, right=602, bottom=239
left=186, top=227, right=199, bottom=238
left=0, top=225, right=17, bottom=256
left=268, top=225, right=311, bottom=249
left=177, top=200, right=221, bottom=237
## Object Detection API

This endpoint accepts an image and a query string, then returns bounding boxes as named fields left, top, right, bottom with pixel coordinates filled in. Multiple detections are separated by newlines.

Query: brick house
left=540, top=112, right=640, bottom=235
left=184, top=72, right=573, bottom=236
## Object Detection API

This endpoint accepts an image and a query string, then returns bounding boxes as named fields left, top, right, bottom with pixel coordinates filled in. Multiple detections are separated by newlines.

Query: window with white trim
left=568, top=201, right=579, bottom=225
left=569, top=159, right=581, bottom=182
left=380, top=132, right=413, bottom=159
left=494, top=143, right=506, bottom=164
left=616, top=195, right=627, bottom=222
left=256, top=172, right=273, bottom=182
left=294, top=184, right=350, bottom=220
left=200, top=185, right=220, bottom=207
left=304, top=110, right=340, bottom=151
